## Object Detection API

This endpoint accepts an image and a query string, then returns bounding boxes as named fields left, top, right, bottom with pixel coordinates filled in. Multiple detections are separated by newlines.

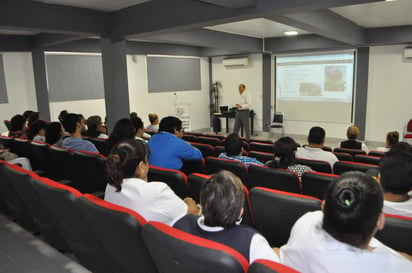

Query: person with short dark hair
left=85, top=115, right=108, bottom=139
left=8, top=114, right=27, bottom=138
left=174, top=170, right=279, bottom=264
left=22, top=110, right=34, bottom=121
left=218, top=133, right=263, bottom=166
left=377, top=131, right=400, bottom=152
left=104, top=139, right=199, bottom=225
left=61, top=113, right=98, bottom=153
left=266, top=136, right=312, bottom=181
left=340, top=125, right=369, bottom=153
left=280, top=171, right=412, bottom=272
left=146, top=113, right=159, bottom=132
left=379, top=142, right=412, bottom=217
left=27, top=112, right=40, bottom=128
left=295, top=126, right=338, bottom=167
left=45, top=122, right=64, bottom=147
left=148, top=116, right=202, bottom=170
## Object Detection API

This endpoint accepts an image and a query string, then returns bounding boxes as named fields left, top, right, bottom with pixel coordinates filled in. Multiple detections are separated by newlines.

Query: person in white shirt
left=296, top=126, right=338, bottom=168
left=233, top=83, right=252, bottom=138
left=379, top=142, right=412, bottom=217
left=85, top=115, right=108, bottom=139
left=340, top=125, right=369, bottom=153
left=173, top=170, right=279, bottom=264
left=104, top=139, right=199, bottom=226
left=280, top=171, right=412, bottom=273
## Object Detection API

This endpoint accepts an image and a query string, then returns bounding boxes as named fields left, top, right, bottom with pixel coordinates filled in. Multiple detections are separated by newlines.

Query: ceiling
left=1, top=0, right=412, bottom=55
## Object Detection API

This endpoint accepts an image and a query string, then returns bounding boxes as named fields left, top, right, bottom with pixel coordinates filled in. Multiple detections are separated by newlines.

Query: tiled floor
left=0, top=214, right=90, bottom=273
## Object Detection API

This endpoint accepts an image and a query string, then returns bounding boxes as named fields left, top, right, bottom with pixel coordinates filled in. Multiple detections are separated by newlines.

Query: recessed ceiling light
left=385, top=0, right=396, bottom=2
left=284, top=31, right=298, bottom=36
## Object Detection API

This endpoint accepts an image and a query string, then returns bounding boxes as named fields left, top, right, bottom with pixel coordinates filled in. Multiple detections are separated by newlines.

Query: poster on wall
left=175, top=103, right=191, bottom=131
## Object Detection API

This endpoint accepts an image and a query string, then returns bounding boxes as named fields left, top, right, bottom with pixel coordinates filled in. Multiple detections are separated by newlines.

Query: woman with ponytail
left=280, top=171, right=412, bottom=273
left=104, top=139, right=199, bottom=225
left=265, top=136, right=312, bottom=181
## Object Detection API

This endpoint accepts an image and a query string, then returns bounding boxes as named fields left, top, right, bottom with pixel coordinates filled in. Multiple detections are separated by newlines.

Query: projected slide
left=276, top=53, right=354, bottom=102
left=275, top=52, right=355, bottom=123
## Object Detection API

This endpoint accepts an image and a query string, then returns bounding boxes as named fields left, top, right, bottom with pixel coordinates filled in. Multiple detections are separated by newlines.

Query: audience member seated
left=58, top=110, right=68, bottom=123
left=296, top=126, right=338, bottom=168
left=174, top=170, right=279, bottom=264
left=379, top=142, right=412, bottom=217
left=377, top=131, right=399, bottom=153
left=45, top=122, right=64, bottom=147
left=146, top=113, right=159, bottom=132
left=27, top=120, right=48, bottom=142
left=27, top=111, right=40, bottom=128
left=280, top=171, right=412, bottom=273
left=148, top=116, right=202, bottom=170
left=218, top=133, right=263, bottom=167
left=61, top=113, right=98, bottom=153
left=85, top=115, right=108, bottom=139
left=130, top=113, right=151, bottom=140
left=266, top=136, right=313, bottom=181
left=131, top=115, right=147, bottom=142
left=340, top=125, right=369, bottom=153
left=106, top=118, right=136, bottom=153
left=104, top=139, right=199, bottom=225
left=22, top=110, right=34, bottom=122
left=77, top=114, right=87, bottom=136
left=8, top=114, right=27, bottom=138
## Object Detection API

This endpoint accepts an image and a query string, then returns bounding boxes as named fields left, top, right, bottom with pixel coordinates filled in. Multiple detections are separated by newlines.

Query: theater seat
left=301, top=171, right=338, bottom=200
left=333, top=147, right=366, bottom=158
left=248, top=151, right=273, bottom=165
left=77, top=194, right=158, bottom=273
left=148, top=165, right=190, bottom=199
left=142, top=221, right=248, bottom=273
left=333, top=161, right=378, bottom=175
left=247, top=165, right=301, bottom=194
left=375, top=214, right=412, bottom=254
left=5, top=164, right=69, bottom=251
left=0, top=160, right=37, bottom=232
left=248, top=259, right=300, bottom=273
left=295, top=158, right=332, bottom=173
left=205, top=156, right=248, bottom=187
left=250, top=187, right=322, bottom=247
left=249, top=142, right=274, bottom=153
left=188, top=173, right=210, bottom=203
left=35, top=177, right=111, bottom=273
left=354, top=154, right=380, bottom=165
left=191, top=142, right=216, bottom=158
left=73, top=150, right=107, bottom=193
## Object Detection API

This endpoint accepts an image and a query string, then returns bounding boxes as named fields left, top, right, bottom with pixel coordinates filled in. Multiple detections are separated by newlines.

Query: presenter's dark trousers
left=233, top=109, right=250, bottom=138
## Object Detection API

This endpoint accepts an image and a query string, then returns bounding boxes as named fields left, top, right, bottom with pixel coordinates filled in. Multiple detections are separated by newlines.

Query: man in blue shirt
left=62, top=113, right=98, bottom=153
left=218, top=133, right=263, bottom=166
left=148, top=116, right=202, bottom=170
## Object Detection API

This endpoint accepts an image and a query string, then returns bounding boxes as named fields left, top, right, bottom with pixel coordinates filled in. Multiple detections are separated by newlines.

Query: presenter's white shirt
left=383, top=199, right=412, bottom=218
left=280, top=211, right=412, bottom=273
left=238, top=90, right=251, bottom=110
left=296, top=146, right=338, bottom=167
left=104, top=178, right=187, bottom=226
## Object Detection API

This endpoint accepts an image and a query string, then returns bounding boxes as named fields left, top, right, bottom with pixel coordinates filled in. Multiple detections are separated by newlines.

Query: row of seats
left=1, top=135, right=379, bottom=203
left=1, top=136, right=106, bottom=194
left=0, top=160, right=300, bottom=273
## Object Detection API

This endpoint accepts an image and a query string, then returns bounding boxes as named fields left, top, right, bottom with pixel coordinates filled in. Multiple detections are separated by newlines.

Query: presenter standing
left=233, top=83, right=251, bottom=138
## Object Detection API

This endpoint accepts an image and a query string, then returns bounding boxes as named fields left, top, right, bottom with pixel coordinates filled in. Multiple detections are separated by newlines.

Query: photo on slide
left=299, top=82, right=321, bottom=97
left=324, top=65, right=346, bottom=92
